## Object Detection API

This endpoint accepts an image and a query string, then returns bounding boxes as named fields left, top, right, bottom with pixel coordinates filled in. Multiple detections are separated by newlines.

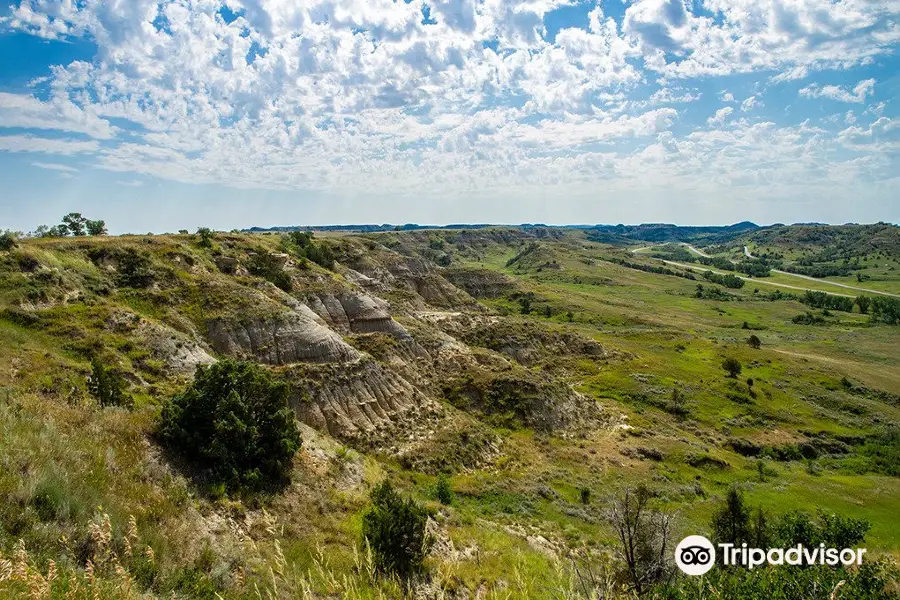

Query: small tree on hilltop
left=722, top=357, right=742, bottom=378
left=62, top=213, right=88, bottom=236
left=746, top=334, right=761, bottom=349
left=362, top=480, right=433, bottom=582
left=158, top=360, right=301, bottom=494
left=0, top=230, right=19, bottom=251
left=196, top=227, right=215, bottom=248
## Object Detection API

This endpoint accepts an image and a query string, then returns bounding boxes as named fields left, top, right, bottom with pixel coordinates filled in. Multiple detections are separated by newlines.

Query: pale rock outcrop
left=289, top=360, right=445, bottom=450
left=305, top=292, right=412, bottom=339
left=206, top=310, right=359, bottom=365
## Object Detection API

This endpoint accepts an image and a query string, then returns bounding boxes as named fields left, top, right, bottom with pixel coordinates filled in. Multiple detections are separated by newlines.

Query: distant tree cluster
left=35, top=213, right=107, bottom=237
left=608, top=257, right=697, bottom=281
left=800, top=290, right=854, bottom=313
left=870, top=296, right=900, bottom=325
left=703, top=270, right=745, bottom=289
left=784, top=263, right=856, bottom=278
left=284, top=230, right=336, bottom=270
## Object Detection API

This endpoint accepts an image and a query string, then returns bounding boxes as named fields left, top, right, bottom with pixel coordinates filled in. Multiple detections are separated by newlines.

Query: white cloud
left=0, top=0, right=896, bottom=212
left=799, top=79, right=876, bottom=103
left=838, top=117, right=899, bottom=151
left=741, top=95, right=761, bottom=112
left=624, top=0, right=898, bottom=78
left=31, top=161, right=78, bottom=172
left=771, top=66, right=809, bottom=83
left=0, top=93, right=116, bottom=139
left=707, top=106, right=734, bottom=126
left=116, top=179, right=144, bottom=187
left=0, top=135, right=99, bottom=155
left=650, top=87, right=701, bottom=104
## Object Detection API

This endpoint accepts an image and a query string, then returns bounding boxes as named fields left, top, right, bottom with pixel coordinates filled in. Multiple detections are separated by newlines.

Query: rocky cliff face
left=287, top=359, right=445, bottom=450
left=206, top=308, right=360, bottom=365
left=304, top=292, right=412, bottom=339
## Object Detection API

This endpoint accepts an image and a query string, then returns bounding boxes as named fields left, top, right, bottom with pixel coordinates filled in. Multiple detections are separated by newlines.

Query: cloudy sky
left=0, top=0, right=898, bottom=233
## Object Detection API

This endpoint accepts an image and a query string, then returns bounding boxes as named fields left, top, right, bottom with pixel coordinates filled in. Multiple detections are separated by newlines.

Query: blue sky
left=0, top=0, right=898, bottom=234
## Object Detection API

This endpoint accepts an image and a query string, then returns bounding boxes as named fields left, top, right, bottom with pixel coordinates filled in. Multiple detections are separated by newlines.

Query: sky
left=0, top=0, right=898, bottom=234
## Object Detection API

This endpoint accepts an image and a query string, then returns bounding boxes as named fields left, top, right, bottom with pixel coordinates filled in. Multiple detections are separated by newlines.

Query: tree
left=247, top=252, right=292, bottom=292
left=158, top=360, right=301, bottom=493
left=62, top=213, right=88, bottom=236
left=362, top=480, right=433, bottom=581
left=711, top=486, right=751, bottom=549
left=0, top=230, right=19, bottom=251
left=434, top=474, right=454, bottom=505
left=88, top=358, right=132, bottom=408
left=86, top=219, right=107, bottom=236
left=722, top=357, right=742, bottom=378
left=196, top=227, right=214, bottom=248
left=669, top=388, right=688, bottom=416
left=746, top=335, right=761, bottom=349
left=288, top=230, right=313, bottom=249
left=856, top=296, right=871, bottom=315
left=518, top=294, right=532, bottom=315
left=608, top=485, right=674, bottom=595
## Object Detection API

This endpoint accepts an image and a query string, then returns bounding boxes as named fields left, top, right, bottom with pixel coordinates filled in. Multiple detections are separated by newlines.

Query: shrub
left=580, top=487, right=591, bottom=505
left=434, top=474, right=454, bottom=505
left=746, top=334, right=761, bottom=349
left=722, top=357, right=742, bottom=378
left=362, top=480, right=433, bottom=581
left=158, top=360, right=301, bottom=494
left=0, top=230, right=19, bottom=251
left=196, top=227, right=215, bottom=248
left=88, top=358, right=133, bottom=408
left=247, top=252, right=292, bottom=291
left=117, top=248, right=156, bottom=288
left=608, top=485, right=674, bottom=595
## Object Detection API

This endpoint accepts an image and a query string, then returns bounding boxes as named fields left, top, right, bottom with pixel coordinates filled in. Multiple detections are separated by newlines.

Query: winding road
left=630, top=243, right=899, bottom=298
left=742, top=246, right=899, bottom=298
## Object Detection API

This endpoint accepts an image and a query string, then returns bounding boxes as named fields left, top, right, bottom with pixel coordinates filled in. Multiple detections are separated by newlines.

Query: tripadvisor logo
left=675, top=536, right=867, bottom=575
left=675, top=536, right=716, bottom=575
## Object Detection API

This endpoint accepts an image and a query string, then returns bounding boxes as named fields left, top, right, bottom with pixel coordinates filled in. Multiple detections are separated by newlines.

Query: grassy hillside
left=0, top=226, right=898, bottom=599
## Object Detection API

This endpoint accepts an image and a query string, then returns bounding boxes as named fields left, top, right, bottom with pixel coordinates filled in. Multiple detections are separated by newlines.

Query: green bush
left=362, top=480, right=433, bottom=580
left=722, top=357, right=742, bottom=378
left=434, top=474, right=454, bottom=505
left=247, top=252, right=292, bottom=291
left=157, top=360, right=301, bottom=494
left=0, top=231, right=19, bottom=251
left=88, top=358, right=133, bottom=408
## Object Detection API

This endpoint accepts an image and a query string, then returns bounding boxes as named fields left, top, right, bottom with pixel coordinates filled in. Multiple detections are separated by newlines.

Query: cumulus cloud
left=799, top=79, right=876, bottom=103
left=0, top=93, right=116, bottom=139
left=0, top=0, right=896, bottom=209
left=707, top=106, right=734, bottom=126
left=741, top=95, right=762, bottom=112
